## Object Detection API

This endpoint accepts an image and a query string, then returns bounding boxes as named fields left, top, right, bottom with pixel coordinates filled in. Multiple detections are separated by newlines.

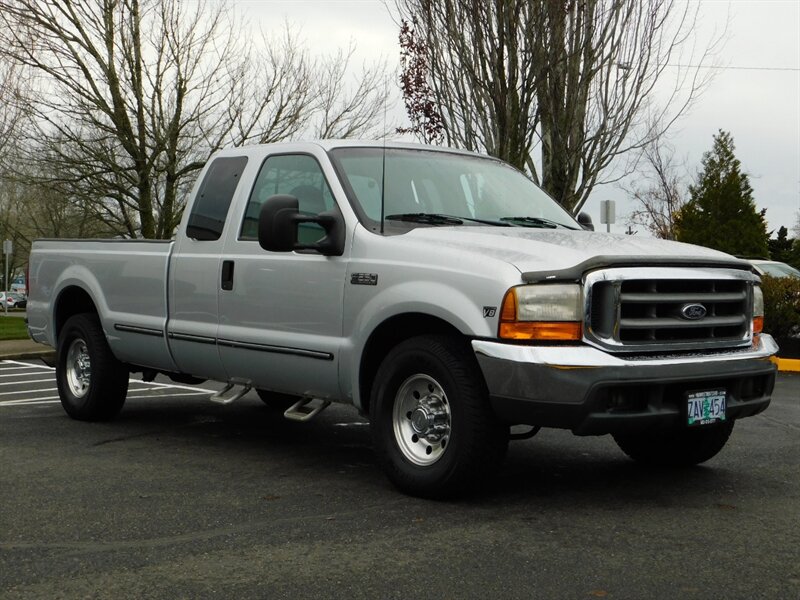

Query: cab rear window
left=186, top=156, right=248, bottom=241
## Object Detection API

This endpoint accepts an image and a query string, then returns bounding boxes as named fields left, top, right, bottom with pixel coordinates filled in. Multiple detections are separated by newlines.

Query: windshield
left=757, top=262, right=800, bottom=278
left=329, top=147, right=579, bottom=232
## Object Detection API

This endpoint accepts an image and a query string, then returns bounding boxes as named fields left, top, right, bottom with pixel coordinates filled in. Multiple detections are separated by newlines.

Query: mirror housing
left=577, top=212, right=594, bottom=231
left=257, top=194, right=345, bottom=256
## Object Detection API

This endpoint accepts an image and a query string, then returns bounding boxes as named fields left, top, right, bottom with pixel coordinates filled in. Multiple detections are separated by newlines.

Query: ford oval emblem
left=681, top=303, right=707, bottom=320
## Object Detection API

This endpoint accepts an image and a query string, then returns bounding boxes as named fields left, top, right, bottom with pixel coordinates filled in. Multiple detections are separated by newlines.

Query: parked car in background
left=0, top=292, right=27, bottom=309
left=11, top=274, right=27, bottom=295
left=748, top=260, right=800, bottom=279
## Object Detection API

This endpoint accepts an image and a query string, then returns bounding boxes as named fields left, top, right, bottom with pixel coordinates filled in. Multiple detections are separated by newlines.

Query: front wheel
left=56, top=313, right=129, bottom=421
left=370, top=335, right=508, bottom=498
left=613, top=421, right=735, bottom=466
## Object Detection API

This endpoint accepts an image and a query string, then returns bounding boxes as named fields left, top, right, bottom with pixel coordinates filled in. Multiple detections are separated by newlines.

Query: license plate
left=687, top=390, right=726, bottom=427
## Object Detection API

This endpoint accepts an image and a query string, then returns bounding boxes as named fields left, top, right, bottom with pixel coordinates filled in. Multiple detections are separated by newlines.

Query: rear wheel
left=370, top=335, right=507, bottom=498
left=613, top=421, right=735, bottom=466
left=56, top=313, right=129, bottom=421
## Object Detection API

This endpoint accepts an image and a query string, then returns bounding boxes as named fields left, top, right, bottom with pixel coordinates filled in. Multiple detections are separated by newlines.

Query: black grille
left=588, top=277, right=751, bottom=350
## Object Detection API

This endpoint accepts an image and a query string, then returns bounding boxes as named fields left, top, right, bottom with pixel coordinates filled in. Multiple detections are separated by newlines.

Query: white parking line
left=126, top=391, right=211, bottom=400
left=2, top=390, right=212, bottom=406
left=0, top=378, right=53, bottom=386
left=0, top=387, right=57, bottom=396
left=0, top=399, right=61, bottom=407
left=130, top=380, right=218, bottom=394
left=0, top=359, right=216, bottom=408
left=0, top=394, right=61, bottom=403
left=2, top=360, right=56, bottom=370
left=0, top=371, right=56, bottom=378
left=2, top=359, right=217, bottom=392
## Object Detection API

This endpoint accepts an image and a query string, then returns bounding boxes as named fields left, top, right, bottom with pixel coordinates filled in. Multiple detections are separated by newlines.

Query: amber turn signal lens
left=500, top=289, right=516, bottom=321
left=499, top=321, right=582, bottom=341
left=752, top=316, right=764, bottom=334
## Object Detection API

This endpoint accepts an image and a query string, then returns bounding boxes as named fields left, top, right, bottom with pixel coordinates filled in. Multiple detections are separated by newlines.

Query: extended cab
left=27, top=141, right=778, bottom=497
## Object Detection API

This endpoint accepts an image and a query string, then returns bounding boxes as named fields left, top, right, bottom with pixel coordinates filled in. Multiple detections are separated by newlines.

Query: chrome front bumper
left=472, top=335, right=778, bottom=435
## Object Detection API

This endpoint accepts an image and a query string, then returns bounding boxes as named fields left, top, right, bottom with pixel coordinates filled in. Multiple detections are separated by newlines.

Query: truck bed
left=28, top=239, right=176, bottom=371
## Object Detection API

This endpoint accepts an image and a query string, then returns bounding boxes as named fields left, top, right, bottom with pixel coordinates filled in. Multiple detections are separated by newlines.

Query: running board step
left=284, top=397, right=331, bottom=422
left=209, top=383, right=252, bottom=405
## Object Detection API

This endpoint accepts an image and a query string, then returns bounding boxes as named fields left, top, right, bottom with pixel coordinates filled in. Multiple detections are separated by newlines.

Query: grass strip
left=0, top=316, right=30, bottom=341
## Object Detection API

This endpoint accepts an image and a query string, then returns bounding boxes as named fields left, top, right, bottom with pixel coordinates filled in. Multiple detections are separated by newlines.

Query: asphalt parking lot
left=1, top=360, right=798, bottom=599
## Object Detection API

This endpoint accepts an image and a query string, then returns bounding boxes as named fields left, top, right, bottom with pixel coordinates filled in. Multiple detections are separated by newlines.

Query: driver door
left=216, top=152, right=348, bottom=399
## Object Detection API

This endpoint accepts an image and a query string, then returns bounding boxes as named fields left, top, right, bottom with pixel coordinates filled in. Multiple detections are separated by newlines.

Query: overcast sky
left=236, top=0, right=800, bottom=236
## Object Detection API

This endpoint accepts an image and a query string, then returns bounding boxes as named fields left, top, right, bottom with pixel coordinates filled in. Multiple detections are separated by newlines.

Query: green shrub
left=761, top=274, right=800, bottom=339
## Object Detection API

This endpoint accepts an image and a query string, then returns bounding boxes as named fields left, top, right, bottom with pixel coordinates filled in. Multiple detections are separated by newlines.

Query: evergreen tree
left=788, top=239, right=800, bottom=271
left=675, top=130, right=769, bottom=257
left=768, top=226, right=794, bottom=263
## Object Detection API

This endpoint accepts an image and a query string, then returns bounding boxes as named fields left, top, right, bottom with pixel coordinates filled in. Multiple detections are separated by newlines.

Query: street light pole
left=2, top=240, right=12, bottom=316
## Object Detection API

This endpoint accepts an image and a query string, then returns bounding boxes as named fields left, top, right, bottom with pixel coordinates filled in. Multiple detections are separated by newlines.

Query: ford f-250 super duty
left=27, top=141, right=778, bottom=497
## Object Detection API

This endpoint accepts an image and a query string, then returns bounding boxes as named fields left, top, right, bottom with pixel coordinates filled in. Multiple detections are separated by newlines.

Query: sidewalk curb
left=0, top=349, right=56, bottom=362
left=771, top=356, right=800, bottom=373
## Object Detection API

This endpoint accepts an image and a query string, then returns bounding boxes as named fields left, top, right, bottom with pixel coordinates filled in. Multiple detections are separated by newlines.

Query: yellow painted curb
left=770, top=356, right=800, bottom=372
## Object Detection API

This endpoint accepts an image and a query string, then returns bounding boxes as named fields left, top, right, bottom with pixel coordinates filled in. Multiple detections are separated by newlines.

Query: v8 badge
left=483, top=306, right=497, bottom=318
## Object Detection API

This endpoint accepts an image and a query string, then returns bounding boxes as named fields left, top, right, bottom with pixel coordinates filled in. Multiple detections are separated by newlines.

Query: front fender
left=341, top=279, right=504, bottom=411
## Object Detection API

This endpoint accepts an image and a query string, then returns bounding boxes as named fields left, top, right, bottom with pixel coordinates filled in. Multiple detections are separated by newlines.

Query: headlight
left=499, top=284, right=583, bottom=341
left=753, top=285, right=764, bottom=334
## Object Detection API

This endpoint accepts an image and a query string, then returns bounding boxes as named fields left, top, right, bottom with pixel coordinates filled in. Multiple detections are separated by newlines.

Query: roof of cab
left=211, top=139, right=487, bottom=159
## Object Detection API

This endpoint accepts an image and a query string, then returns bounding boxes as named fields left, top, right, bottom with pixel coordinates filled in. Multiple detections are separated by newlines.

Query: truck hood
left=405, top=226, right=752, bottom=281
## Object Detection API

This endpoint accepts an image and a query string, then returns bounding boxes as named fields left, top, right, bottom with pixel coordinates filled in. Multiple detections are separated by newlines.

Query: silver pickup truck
left=27, top=141, right=778, bottom=497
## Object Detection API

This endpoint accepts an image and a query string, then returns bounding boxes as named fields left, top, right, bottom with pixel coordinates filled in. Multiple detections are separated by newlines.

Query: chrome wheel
left=65, top=338, right=91, bottom=398
left=392, top=373, right=451, bottom=466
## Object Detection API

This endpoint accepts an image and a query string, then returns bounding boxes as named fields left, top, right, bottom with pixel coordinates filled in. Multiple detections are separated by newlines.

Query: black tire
left=613, top=421, right=735, bottom=466
left=370, top=335, right=508, bottom=498
left=256, top=390, right=299, bottom=412
left=56, top=313, right=129, bottom=421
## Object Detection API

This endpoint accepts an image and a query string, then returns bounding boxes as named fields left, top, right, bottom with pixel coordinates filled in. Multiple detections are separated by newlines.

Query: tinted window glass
left=329, top=148, right=578, bottom=232
left=241, top=154, right=335, bottom=244
left=758, top=262, right=800, bottom=278
left=187, top=156, right=248, bottom=241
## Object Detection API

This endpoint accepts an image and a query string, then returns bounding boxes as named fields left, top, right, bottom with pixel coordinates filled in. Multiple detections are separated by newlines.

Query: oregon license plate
left=687, top=390, right=726, bottom=427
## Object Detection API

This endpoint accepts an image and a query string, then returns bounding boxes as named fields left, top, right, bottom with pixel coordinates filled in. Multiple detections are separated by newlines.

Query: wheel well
left=55, top=286, right=98, bottom=343
left=359, top=313, right=464, bottom=415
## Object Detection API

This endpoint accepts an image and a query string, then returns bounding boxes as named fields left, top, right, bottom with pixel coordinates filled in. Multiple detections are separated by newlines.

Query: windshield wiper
left=386, top=213, right=513, bottom=227
left=499, top=216, right=577, bottom=230
left=386, top=213, right=464, bottom=225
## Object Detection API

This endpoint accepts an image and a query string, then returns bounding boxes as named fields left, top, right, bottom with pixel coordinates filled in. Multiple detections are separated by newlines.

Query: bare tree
left=0, top=167, right=119, bottom=283
left=0, top=59, right=27, bottom=162
left=312, top=43, right=394, bottom=139
left=624, top=135, right=687, bottom=239
left=393, top=0, right=722, bottom=214
left=0, top=1, right=391, bottom=239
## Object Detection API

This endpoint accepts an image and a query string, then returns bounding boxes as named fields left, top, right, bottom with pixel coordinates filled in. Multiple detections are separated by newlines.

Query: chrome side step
left=284, top=397, right=331, bottom=422
left=209, top=383, right=252, bottom=405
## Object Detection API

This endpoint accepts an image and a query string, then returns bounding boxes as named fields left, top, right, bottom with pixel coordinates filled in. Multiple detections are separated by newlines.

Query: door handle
left=221, top=260, right=234, bottom=291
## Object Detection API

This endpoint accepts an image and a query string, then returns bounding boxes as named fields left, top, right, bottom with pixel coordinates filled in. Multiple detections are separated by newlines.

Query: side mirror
left=577, top=212, right=594, bottom=231
left=258, top=194, right=345, bottom=256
